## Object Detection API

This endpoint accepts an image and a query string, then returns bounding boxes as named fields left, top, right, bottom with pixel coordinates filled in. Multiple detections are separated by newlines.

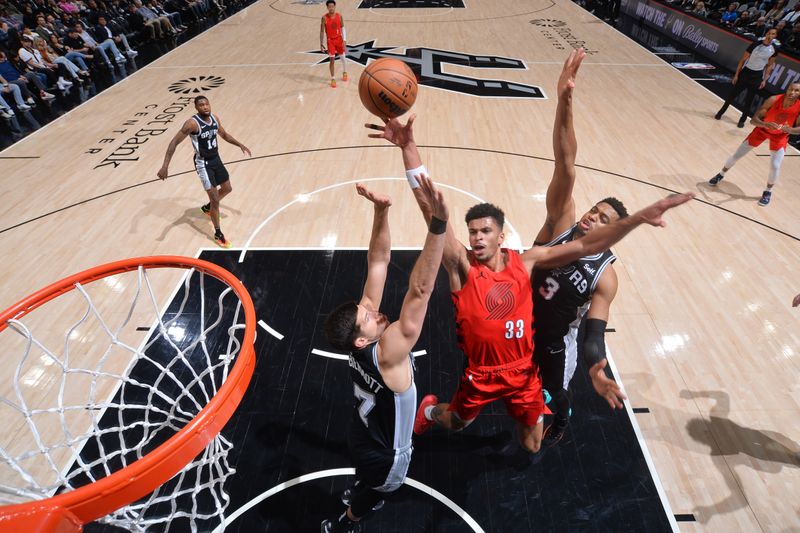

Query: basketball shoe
left=331, top=78, right=337, bottom=88
left=414, top=394, right=438, bottom=435
left=214, top=231, right=232, bottom=248
left=321, top=514, right=361, bottom=533
left=342, top=72, right=349, bottom=82
left=758, top=190, right=772, bottom=206
left=708, top=173, right=724, bottom=185
left=201, top=203, right=211, bottom=217
left=341, top=484, right=384, bottom=511
left=542, top=416, right=569, bottom=447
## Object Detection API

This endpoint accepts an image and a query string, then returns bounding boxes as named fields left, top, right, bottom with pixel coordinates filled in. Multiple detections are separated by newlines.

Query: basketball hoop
left=0, top=256, right=256, bottom=531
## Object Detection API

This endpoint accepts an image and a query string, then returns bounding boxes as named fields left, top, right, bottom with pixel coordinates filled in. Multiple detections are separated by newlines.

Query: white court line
left=258, top=320, right=284, bottom=340
left=312, top=348, right=349, bottom=360
left=148, top=62, right=315, bottom=69
left=214, top=467, right=485, bottom=532
left=605, top=345, right=679, bottom=533
left=311, top=348, right=427, bottom=360
left=238, top=177, right=523, bottom=263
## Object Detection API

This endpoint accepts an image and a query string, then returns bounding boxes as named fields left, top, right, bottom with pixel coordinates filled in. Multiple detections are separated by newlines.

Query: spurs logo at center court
left=309, top=40, right=546, bottom=99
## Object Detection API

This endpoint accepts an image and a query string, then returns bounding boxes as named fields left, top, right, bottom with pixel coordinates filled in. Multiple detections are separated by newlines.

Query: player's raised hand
left=365, top=113, right=416, bottom=148
left=636, top=192, right=695, bottom=228
left=416, top=174, right=448, bottom=223
left=589, top=360, right=626, bottom=409
left=793, top=293, right=800, bottom=307
left=356, top=182, right=392, bottom=208
left=557, top=47, right=586, bottom=99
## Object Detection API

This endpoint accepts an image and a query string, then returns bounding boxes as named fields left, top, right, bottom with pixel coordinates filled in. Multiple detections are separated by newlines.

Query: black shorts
left=348, top=432, right=411, bottom=493
left=195, top=155, right=230, bottom=190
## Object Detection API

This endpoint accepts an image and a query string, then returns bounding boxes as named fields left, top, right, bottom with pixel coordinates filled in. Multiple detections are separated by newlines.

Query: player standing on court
left=366, top=110, right=694, bottom=455
left=532, top=49, right=627, bottom=446
left=709, top=81, right=800, bottom=206
left=157, top=95, right=251, bottom=248
left=320, top=0, right=348, bottom=88
left=321, top=179, right=449, bottom=533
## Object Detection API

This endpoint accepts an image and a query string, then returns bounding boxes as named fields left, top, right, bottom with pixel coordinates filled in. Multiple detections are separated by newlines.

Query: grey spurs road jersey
left=348, top=342, right=416, bottom=452
left=189, top=114, right=219, bottom=161
left=532, top=224, right=616, bottom=344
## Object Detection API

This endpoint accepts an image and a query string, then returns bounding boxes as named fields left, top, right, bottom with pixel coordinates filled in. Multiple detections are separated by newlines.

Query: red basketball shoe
left=414, top=394, right=438, bottom=435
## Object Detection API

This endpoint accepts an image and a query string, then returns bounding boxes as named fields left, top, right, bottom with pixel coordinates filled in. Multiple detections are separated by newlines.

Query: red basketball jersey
left=324, top=13, right=342, bottom=41
left=452, top=249, right=534, bottom=368
left=760, top=94, right=800, bottom=135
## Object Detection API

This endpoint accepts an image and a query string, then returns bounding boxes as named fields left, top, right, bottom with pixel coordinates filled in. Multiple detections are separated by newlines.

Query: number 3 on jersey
left=504, top=319, right=525, bottom=339
left=539, top=276, right=560, bottom=301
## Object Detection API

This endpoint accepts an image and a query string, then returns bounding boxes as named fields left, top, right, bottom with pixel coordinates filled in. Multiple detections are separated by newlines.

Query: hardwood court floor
left=0, top=0, right=798, bottom=531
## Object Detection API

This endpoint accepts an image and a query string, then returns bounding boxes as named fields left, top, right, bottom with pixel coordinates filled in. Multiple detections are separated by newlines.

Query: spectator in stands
left=58, top=0, right=80, bottom=15
left=134, top=0, right=177, bottom=37
left=780, top=3, right=800, bottom=24
left=0, top=49, right=55, bottom=102
left=148, top=0, right=186, bottom=31
left=715, top=28, right=779, bottom=127
left=747, top=15, right=769, bottom=34
left=21, top=4, right=38, bottom=29
left=124, top=3, right=157, bottom=40
left=774, top=19, right=791, bottom=42
left=0, top=73, right=32, bottom=110
left=721, top=3, right=740, bottom=25
left=733, top=9, right=752, bottom=29
left=33, top=36, right=89, bottom=81
left=49, top=32, right=91, bottom=71
left=18, top=35, right=73, bottom=91
left=785, top=22, right=800, bottom=50
left=94, top=14, right=138, bottom=58
left=74, top=21, right=126, bottom=67
left=764, top=0, right=786, bottom=22
left=692, top=0, right=709, bottom=16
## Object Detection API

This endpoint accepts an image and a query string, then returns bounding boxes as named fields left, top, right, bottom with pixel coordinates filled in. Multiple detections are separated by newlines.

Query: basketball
left=358, top=58, right=418, bottom=119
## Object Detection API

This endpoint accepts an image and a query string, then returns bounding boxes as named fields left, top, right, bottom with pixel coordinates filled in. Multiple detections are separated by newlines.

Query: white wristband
left=342, top=27, right=346, bottom=41
left=405, top=165, right=426, bottom=189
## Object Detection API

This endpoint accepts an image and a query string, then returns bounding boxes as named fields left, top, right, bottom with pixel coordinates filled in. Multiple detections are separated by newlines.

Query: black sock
left=214, top=228, right=223, bottom=237
left=203, top=202, right=211, bottom=210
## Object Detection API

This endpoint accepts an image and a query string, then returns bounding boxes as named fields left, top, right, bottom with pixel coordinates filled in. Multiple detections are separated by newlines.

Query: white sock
left=424, top=405, right=435, bottom=420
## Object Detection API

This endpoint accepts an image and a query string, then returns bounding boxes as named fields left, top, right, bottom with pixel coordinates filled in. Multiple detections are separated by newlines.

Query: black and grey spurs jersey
left=189, top=114, right=219, bottom=161
left=532, top=224, right=616, bottom=344
left=349, top=343, right=416, bottom=451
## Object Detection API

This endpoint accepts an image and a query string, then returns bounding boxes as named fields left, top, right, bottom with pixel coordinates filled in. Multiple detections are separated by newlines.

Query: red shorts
left=448, top=357, right=545, bottom=427
left=327, top=37, right=345, bottom=56
left=747, top=127, right=789, bottom=151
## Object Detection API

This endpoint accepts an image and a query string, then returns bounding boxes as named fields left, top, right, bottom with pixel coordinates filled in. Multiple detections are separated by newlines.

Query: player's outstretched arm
left=582, top=267, right=626, bottom=409
left=157, top=119, right=195, bottom=180
left=793, top=293, right=800, bottom=307
left=379, top=176, right=447, bottom=367
left=357, top=183, right=392, bottom=311
left=366, top=115, right=468, bottom=280
left=217, top=117, right=251, bottom=156
left=536, top=48, right=585, bottom=243
left=525, top=192, right=695, bottom=270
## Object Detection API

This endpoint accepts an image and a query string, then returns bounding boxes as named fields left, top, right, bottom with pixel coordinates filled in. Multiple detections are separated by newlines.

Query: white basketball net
left=0, top=264, right=249, bottom=532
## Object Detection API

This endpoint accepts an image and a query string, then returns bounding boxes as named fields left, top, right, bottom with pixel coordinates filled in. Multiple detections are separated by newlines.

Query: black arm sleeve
left=582, top=318, right=607, bottom=367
